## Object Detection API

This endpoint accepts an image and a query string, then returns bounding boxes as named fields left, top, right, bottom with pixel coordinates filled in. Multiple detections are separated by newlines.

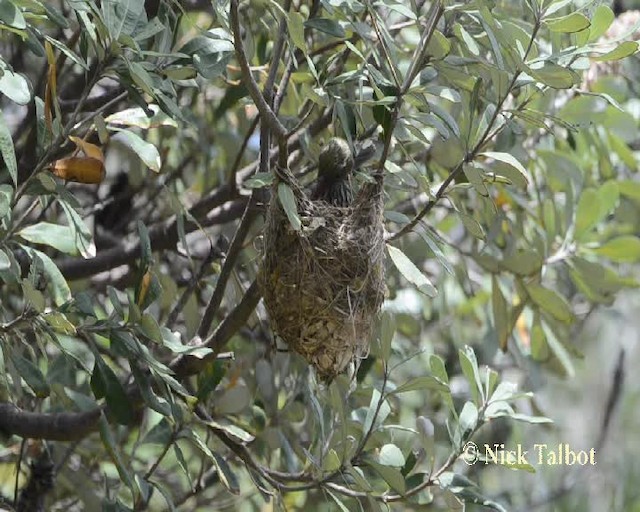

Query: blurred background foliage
left=0, top=0, right=639, bottom=510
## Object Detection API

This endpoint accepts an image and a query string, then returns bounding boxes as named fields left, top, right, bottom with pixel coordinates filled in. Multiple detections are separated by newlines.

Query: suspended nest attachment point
left=260, top=154, right=386, bottom=381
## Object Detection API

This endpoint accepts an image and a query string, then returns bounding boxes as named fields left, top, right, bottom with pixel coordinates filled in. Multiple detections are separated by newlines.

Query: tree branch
left=229, top=0, right=287, bottom=142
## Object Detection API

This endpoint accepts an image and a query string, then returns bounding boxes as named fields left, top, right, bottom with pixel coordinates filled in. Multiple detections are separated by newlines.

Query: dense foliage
left=0, top=0, right=638, bottom=510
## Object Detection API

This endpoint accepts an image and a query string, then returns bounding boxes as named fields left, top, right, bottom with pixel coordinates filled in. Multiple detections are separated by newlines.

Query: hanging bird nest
left=260, top=163, right=386, bottom=381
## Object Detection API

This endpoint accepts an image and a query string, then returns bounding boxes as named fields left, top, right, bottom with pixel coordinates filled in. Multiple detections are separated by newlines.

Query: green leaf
left=528, top=62, right=578, bottom=89
left=61, top=200, right=95, bottom=258
left=277, top=183, right=301, bottom=232
left=458, top=346, right=483, bottom=405
left=387, top=244, right=437, bottom=297
left=304, top=18, right=345, bottom=38
left=0, top=248, right=9, bottom=271
left=114, top=129, right=161, bottom=172
left=379, top=310, right=395, bottom=360
left=0, top=109, right=16, bottom=186
left=525, top=283, right=573, bottom=323
left=211, top=451, right=240, bottom=494
left=43, top=311, right=76, bottom=335
left=0, top=68, right=31, bottom=105
left=287, top=12, right=306, bottom=51
left=587, top=5, right=614, bottom=43
left=43, top=34, right=88, bottom=70
left=22, top=279, right=45, bottom=311
left=11, top=353, right=50, bottom=398
left=530, top=312, right=549, bottom=360
left=500, top=250, right=543, bottom=276
left=389, top=375, right=450, bottom=395
left=546, top=13, right=590, bottom=33
left=128, top=61, right=155, bottom=96
left=243, top=172, right=274, bottom=189
left=454, top=24, right=479, bottom=56
left=426, top=30, right=451, bottom=60
left=481, top=151, right=529, bottom=187
left=141, top=418, right=173, bottom=445
left=363, top=388, right=390, bottom=434
left=101, top=0, right=146, bottom=40
left=457, top=401, right=478, bottom=439
left=492, top=277, right=509, bottom=350
left=92, top=355, right=133, bottom=425
left=0, top=184, right=10, bottom=219
left=379, top=444, right=405, bottom=468
left=327, top=490, right=351, bottom=512
left=99, top=415, right=135, bottom=495
left=105, top=105, right=178, bottom=129
left=0, top=0, right=26, bottom=29
left=574, top=189, right=600, bottom=239
left=368, top=461, right=406, bottom=494
left=593, top=41, right=638, bottom=62
left=592, top=236, right=640, bottom=263
left=463, top=162, right=488, bottom=196
left=18, top=223, right=77, bottom=255
left=458, top=212, right=485, bottom=240
left=508, top=413, right=553, bottom=424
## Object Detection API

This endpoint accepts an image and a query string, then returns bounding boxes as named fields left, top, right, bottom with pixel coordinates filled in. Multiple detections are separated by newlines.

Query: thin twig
left=229, top=0, right=287, bottom=142
left=197, top=195, right=259, bottom=338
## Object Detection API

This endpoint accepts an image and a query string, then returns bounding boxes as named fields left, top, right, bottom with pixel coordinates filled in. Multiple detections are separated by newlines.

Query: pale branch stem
left=166, top=243, right=222, bottom=330
left=197, top=195, right=259, bottom=338
left=401, top=0, right=444, bottom=94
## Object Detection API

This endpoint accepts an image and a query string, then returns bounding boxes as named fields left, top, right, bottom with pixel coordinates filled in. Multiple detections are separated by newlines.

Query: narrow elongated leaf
left=0, top=69, right=31, bottom=105
left=574, top=189, right=600, bottom=239
left=588, top=5, right=614, bottom=43
left=389, top=375, right=450, bottom=395
left=304, top=18, right=345, bottom=38
left=546, top=13, right=590, bottom=33
left=99, top=415, right=135, bottom=495
left=114, top=129, right=161, bottom=172
left=387, top=244, right=437, bottom=297
left=277, top=183, right=301, bottom=231
left=592, top=236, right=640, bottom=262
left=492, top=277, right=509, bottom=350
left=92, top=355, right=133, bottom=425
left=12, top=354, right=50, bottom=397
left=18, top=223, right=77, bottom=255
left=528, top=62, right=578, bottom=89
left=459, top=346, right=483, bottom=405
left=367, top=461, right=406, bottom=494
left=481, top=152, right=529, bottom=187
left=525, top=283, right=573, bottom=322
left=21, top=247, right=71, bottom=306
left=0, top=109, right=16, bottom=185
left=593, top=41, right=638, bottom=62
left=287, top=12, right=306, bottom=51
left=463, top=162, right=488, bottom=196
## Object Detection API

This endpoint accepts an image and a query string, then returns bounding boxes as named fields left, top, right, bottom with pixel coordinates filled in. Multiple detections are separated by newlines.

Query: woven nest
left=260, top=166, right=386, bottom=381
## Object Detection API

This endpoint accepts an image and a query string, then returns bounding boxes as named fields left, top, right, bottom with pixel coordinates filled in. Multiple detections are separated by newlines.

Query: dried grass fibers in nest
left=260, top=165, right=386, bottom=381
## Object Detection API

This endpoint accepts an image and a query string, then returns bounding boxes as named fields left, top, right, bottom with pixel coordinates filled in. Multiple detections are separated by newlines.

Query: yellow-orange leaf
left=137, top=271, right=152, bottom=307
left=516, top=313, right=530, bottom=349
left=69, top=135, right=104, bottom=162
left=51, top=157, right=105, bottom=184
left=44, top=41, right=58, bottom=133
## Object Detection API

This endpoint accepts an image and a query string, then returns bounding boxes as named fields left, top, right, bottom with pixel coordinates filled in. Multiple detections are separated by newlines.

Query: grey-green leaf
left=387, top=244, right=437, bottom=297
left=18, top=223, right=78, bottom=255
left=0, top=109, right=17, bottom=185
left=277, top=183, right=301, bottom=232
